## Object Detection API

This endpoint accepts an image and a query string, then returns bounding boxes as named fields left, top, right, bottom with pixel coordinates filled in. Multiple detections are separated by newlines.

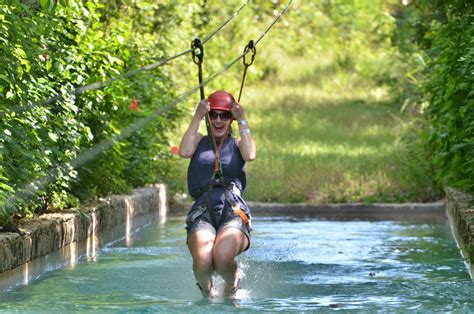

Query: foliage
left=421, top=3, right=474, bottom=195
left=0, top=0, right=292, bottom=224
left=0, top=0, right=196, bottom=225
left=3, top=0, right=470, bottom=218
left=391, top=1, right=473, bottom=198
left=168, top=0, right=443, bottom=204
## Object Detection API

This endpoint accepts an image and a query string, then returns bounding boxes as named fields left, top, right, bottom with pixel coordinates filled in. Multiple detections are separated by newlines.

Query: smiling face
left=209, top=110, right=232, bottom=139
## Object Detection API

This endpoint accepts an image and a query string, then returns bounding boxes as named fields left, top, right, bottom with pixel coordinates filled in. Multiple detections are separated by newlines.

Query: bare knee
left=212, top=229, right=247, bottom=270
left=188, top=231, right=216, bottom=273
left=212, top=243, right=237, bottom=272
left=212, top=248, right=236, bottom=271
left=193, top=255, right=214, bottom=273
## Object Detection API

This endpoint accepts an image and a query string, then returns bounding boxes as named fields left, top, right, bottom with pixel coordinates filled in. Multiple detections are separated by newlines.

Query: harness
left=189, top=177, right=251, bottom=229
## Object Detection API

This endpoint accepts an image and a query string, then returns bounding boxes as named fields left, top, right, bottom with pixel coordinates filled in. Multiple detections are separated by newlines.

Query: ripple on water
left=0, top=219, right=472, bottom=312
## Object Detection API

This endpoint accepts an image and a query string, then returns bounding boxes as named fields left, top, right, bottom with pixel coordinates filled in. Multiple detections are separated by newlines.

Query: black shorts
left=186, top=207, right=251, bottom=251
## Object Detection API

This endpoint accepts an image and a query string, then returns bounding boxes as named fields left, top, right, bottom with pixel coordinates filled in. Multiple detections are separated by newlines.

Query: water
left=0, top=217, right=472, bottom=311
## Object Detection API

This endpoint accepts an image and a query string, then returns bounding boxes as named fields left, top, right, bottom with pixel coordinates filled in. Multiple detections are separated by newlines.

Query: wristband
left=238, top=119, right=248, bottom=126
left=239, top=129, right=251, bottom=135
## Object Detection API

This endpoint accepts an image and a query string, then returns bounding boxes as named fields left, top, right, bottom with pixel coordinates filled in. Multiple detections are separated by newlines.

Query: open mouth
left=212, top=124, right=225, bottom=130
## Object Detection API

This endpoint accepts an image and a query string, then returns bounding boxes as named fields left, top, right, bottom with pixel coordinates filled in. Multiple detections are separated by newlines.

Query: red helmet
left=208, top=91, right=235, bottom=112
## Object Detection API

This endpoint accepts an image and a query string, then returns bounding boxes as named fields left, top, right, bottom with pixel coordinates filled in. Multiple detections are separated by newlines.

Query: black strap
left=195, top=178, right=233, bottom=201
left=191, top=38, right=205, bottom=100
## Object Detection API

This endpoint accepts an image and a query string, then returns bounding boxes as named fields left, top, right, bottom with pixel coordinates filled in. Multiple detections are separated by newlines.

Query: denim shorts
left=186, top=206, right=251, bottom=251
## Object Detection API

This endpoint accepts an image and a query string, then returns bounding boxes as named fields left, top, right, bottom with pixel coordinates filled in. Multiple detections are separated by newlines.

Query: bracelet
left=238, top=119, right=247, bottom=126
left=239, top=128, right=251, bottom=135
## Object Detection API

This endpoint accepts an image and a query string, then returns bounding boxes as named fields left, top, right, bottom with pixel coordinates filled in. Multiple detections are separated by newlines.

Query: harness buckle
left=224, top=183, right=251, bottom=227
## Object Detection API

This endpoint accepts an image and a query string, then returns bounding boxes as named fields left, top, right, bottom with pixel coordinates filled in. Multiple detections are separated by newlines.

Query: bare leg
left=187, top=230, right=216, bottom=296
left=212, top=228, right=248, bottom=295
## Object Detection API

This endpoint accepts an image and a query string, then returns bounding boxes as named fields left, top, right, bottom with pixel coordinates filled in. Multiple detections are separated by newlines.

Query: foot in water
left=196, top=280, right=217, bottom=298
left=224, top=278, right=239, bottom=297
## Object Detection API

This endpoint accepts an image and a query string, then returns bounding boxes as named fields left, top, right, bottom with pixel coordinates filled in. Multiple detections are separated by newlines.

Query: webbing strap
left=211, top=42, right=257, bottom=176
left=191, top=37, right=227, bottom=178
left=191, top=38, right=205, bottom=100
left=238, top=40, right=256, bottom=102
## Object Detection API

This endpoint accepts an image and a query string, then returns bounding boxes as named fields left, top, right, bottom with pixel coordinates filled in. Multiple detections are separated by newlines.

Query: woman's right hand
left=195, top=99, right=210, bottom=119
left=180, top=99, right=207, bottom=158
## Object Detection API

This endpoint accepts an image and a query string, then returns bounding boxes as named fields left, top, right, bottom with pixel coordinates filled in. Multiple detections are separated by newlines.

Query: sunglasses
left=209, top=111, right=232, bottom=121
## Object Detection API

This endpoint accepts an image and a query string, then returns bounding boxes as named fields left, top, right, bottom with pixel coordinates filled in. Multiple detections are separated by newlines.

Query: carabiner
left=242, top=40, right=256, bottom=67
left=191, top=38, right=204, bottom=65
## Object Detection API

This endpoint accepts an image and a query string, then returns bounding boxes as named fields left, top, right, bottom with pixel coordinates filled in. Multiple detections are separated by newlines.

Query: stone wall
left=0, top=185, right=167, bottom=274
left=445, top=187, right=474, bottom=263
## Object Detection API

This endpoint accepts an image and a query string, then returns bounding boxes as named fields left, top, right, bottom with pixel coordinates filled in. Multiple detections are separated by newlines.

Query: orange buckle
left=232, top=205, right=249, bottom=224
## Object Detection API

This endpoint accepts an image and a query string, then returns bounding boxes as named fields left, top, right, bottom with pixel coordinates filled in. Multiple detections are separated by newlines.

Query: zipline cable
left=201, top=0, right=250, bottom=45
left=3, top=0, right=293, bottom=210
left=3, top=0, right=251, bottom=118
left=254, top=0, right=292, bottom=47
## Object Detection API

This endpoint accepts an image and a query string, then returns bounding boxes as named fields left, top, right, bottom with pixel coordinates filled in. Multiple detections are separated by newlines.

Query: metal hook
left=243, top=40, right=256, bottom=67
left=191, top=38, right=204, bottom=65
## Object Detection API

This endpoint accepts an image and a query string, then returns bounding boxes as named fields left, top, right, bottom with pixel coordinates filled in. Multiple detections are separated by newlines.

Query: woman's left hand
left=231, top=101, right=246, bottom=122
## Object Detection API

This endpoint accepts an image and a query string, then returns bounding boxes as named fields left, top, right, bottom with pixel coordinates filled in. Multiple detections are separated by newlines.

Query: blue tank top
left=187, top=136, right=247, bottom=210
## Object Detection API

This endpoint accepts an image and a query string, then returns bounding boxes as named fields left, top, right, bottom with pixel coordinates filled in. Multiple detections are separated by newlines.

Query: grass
left=169, top=55, right=437, bottom=204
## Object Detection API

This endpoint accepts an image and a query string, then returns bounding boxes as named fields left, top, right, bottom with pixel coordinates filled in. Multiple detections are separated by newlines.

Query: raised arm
left=179, top=99, right=209, bottom=158
left=232, top=102, right=256, bottom=162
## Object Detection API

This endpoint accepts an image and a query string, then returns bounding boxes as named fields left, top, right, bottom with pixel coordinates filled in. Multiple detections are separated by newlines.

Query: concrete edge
left=0, top=185, right=167, bottom=274
left=249, top=201, right=446, bottom=221
left=169, top=199, right=446, bottom=222
left=444, top=187, right=474, bottom=278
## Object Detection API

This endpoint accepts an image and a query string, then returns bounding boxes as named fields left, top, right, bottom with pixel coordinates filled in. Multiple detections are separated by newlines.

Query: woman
left=179, top=90, right=256, bottom=297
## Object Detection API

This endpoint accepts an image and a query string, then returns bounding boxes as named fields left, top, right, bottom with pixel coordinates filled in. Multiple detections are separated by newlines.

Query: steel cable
left=201, top=0, right=250, bottom=45
left=3, top=1, right=251, bottom=117
left=254, top=0, right=292, bottom=46
left=3, top=0, right=293, bottom=209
